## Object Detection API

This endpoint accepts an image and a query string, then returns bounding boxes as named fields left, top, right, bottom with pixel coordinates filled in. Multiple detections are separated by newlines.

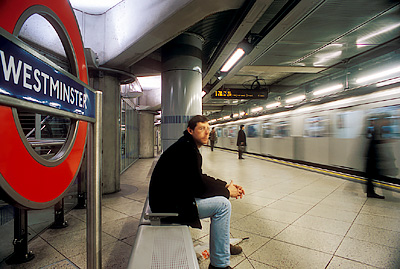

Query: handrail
left=26, top=115, right=51, bottom=138
left=27, top=138, right=66, bottom=147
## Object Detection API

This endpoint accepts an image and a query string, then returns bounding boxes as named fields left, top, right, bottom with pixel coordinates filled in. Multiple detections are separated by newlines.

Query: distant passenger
left=209, top=127, right=217, bottom=151
left=149, top=115, right=245, bottom=269
left=364, top=117, right=397, bottom=199
left=236, top=125, right=246, bottom=159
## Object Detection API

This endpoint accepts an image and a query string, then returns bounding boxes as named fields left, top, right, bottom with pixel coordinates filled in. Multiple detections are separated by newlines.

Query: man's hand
left=226, top=181, right=245, bottom=199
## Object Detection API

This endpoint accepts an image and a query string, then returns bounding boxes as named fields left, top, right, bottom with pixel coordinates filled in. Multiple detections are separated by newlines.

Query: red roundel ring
left=0, top=0, right=89, bottom=209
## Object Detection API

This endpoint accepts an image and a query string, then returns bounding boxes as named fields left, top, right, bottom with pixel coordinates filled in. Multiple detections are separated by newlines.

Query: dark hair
left=240, top=125, right=244, bottom=129
left=187, top=115, right=209, bottom=130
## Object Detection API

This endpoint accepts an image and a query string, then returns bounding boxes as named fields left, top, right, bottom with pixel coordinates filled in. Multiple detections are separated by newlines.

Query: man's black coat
left=149, top=130, right=229, bottom=229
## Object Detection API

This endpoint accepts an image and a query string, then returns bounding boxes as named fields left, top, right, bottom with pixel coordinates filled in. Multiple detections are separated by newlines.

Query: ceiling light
left=376, top=77, right=400, bottom=87
left=137, top=75, right=161, bottom=90
left=251, top=107, right=263, bottom=113
left=223, top=115, right=230, bottom=120
left=286, top=95, right=305, bottom=104
left=313, top=84, right=343, bottom=96
left=266, top=102, right=281, bottom=109
left=69, top=0, right=122, bottom=14
left=233, top=113, right=239, bottom=118
left=201, top=91, right=207, bottom=97
left=220, top=48, right=245, bottom=72
left=357, top=23, right=400, bottom=44
left=356, top=66, right=400, bottom=84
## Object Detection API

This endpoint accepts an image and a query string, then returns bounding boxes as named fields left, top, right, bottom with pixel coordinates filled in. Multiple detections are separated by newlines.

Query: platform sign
left=0, top=31, right=95, bottom=119
left=213, top=88, right=268, bottom=99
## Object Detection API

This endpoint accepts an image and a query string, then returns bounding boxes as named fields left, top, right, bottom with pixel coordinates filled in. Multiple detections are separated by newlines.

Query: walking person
left=209, top=127, right=217, bottom=151
left=237, top=125, right=246, bottom=159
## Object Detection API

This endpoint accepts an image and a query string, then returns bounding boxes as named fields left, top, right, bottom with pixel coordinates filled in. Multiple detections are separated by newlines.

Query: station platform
left=1, top=147, right=400, bottom=268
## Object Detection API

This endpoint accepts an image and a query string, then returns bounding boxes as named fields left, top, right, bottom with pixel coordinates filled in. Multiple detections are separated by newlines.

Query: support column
left=139, top=112, right=155, bottom=158
left=94, top=73, right=120, bottom=194
left=161, top=33, right=203, bottom=150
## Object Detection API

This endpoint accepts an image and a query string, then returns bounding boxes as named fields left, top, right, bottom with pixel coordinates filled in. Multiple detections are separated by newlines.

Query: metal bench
left=128, top=197, right=199, bottom=269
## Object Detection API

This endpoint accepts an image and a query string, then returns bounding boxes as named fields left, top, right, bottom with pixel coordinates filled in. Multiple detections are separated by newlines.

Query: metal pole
left=87, top=91, right=102, bottom=269
left=5, top=208, right=34, bottom=264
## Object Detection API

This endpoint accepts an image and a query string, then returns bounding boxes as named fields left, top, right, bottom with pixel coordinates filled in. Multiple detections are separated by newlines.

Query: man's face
left=188, top=121, right=210, bottom=147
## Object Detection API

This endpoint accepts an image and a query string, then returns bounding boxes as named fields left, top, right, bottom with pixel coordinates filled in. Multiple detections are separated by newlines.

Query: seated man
left=149, top=115, right=245, bottom=269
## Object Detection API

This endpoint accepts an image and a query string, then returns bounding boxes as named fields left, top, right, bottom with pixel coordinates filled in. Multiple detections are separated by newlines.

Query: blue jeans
left=195, top=196, right=231, bottom=267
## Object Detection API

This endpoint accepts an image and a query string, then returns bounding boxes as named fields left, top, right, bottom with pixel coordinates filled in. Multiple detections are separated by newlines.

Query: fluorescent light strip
left=356, top=66, right=400, bottom=84
left=313, top=84, right=343, bottom=96
left=286, top=95, right=305, bottom=104
left=251, top=107, right=263, bottom=113
left=223, top=116, right=230, bottom=120
left=220, top=48, right=245, bottom=72
left=266, top=102, right=281, bottom=108
left=377, top=77, right=400, bottom=87
left=233, top=113, right=239, bottom=118
left=357, top=23, right=400, bottom=43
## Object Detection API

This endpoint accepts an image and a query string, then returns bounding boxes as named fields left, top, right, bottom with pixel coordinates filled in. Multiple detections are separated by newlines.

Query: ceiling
left=72, top=0, right=400, bottom=119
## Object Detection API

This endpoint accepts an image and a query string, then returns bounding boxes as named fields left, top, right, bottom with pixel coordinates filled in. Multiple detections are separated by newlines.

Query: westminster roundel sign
left=0, top=0, right=95, bottom=209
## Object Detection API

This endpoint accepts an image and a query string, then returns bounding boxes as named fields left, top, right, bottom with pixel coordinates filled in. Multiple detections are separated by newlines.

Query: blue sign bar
left=0, top=33, right=95, bottom=118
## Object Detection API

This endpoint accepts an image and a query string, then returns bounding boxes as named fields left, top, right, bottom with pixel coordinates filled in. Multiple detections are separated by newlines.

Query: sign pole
left=87, top=91, right=102, bottom=269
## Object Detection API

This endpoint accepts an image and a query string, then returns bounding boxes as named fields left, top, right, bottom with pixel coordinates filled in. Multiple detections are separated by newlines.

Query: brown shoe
left=230, top=244, right=242, bottom=255
left=209, top=265, right=231, bottom=269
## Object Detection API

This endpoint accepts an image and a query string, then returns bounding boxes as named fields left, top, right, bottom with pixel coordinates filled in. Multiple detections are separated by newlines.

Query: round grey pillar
left=161, top=33, right=203, bottom=150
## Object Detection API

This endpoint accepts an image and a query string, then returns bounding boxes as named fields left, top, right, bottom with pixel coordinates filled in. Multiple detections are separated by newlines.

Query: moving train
left=211, top=86, right=400, bottom=181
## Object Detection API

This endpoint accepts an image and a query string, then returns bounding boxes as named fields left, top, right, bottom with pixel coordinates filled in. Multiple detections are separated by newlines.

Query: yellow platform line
left=217, top=148, right=400, bottom=191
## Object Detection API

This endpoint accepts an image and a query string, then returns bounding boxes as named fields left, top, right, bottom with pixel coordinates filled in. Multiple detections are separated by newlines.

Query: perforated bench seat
left=127, top=225, right=199, bottom=269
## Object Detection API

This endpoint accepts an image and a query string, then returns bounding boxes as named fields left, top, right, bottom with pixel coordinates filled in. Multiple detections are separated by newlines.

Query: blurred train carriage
left=212, top=88, right=400, bottom=182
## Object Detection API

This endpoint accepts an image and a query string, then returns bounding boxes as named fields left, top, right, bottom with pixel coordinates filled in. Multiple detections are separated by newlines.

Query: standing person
left=365, top=119, right=385, bottom=199
left=209, top=127, right=217, bottom=151
left=236, top=125, right=246, bottom=159
left=149, top=115, right=245, bottom=269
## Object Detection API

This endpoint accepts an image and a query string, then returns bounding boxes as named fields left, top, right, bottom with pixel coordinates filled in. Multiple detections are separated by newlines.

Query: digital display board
left=213, top=89, right=268, bottom=99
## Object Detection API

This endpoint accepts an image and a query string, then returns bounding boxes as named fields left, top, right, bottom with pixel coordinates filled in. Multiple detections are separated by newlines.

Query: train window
left=304, top=116, right=328, bottom=137
left=216, top=128, right=222, bottom=137
left=223, top=128, right=228, bottom=138
left=228, top=126, right=238, bottom=137
left=247, top=124, right=260, bottom=137
left=274, top=121, right=290, bottom=138
left=365, top=105, right=400, bottom=139
left=335, top=111, right=362, bottom=139
left=262, top=122, right=273, bottom=138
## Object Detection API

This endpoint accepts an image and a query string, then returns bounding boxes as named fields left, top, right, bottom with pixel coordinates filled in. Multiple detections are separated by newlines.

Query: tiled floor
left=1, top=147, right=400, bottom=268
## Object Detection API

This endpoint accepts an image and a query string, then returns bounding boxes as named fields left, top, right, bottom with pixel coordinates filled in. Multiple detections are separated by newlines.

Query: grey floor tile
left=354, top=213, right=400, bottom=232
left=40, top=259, right=79, bottom=269
left=103, top=199, right=144, bottom=217
left=0, top=237, right=66, bottom=269
left=232, top=195, right=276, bottom=207
left=231, top=215, right=288, bottom=238
left=251, top=207, right=302, bottom=224
left=307, top=204, right=359, bottom=223
left=280, top=193, right=323, bottom=205
left=69, top=241, right=132, bottom=269
left=101, top=206, right=129, bottom=224
left=267, top=200, right=314, bottom=215
left=292, top=214, right=352, bottom=236
left=245, top=259, right=276, bottom=268
left=230, top=228, right=271, bottom=256
left=346, top=223, right=400, bottom=248
left=102, top=216, right=140, bottom=240
left=249, top=239, right=332, bottom=268
left=275, top=225, right=344, bottom=254
left=360, top=204, right=400, bottom=219
left=336, top=237, right=400, bottom=268
left=251, top=190, right=289, bottom=200
left=327, top=256, right=378, bottom=268
left=231, top=201, right=264, bottom=216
